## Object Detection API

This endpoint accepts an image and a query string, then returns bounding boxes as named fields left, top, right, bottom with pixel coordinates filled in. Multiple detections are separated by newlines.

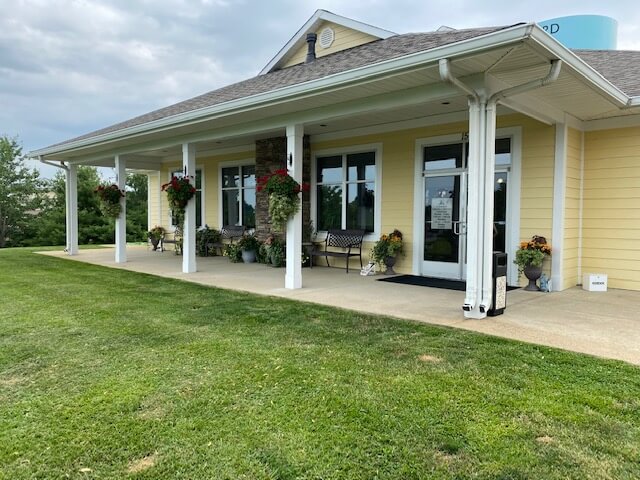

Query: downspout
left=439, top=59, right=482, bottom=313
left=439, top=58, right=562, bottom=315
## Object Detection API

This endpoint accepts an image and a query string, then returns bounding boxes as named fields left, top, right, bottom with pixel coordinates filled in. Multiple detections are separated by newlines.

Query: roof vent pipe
left=305, top=33, right=317, bottom=63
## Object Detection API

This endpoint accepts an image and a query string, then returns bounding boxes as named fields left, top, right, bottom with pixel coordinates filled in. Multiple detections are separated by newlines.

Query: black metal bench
left=160, top=227, right=182, bottom=255
left=310, top=229, right=365, bottom=273
left=208, top=225, right=246, bottom=256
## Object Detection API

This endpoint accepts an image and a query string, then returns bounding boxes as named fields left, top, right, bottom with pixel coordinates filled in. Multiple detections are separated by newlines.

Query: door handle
left=453, top=221, right=466, bottom=236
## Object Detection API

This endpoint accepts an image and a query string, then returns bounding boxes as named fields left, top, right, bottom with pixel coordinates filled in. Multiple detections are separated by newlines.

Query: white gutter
left=30, top=23, right=535, bottom=159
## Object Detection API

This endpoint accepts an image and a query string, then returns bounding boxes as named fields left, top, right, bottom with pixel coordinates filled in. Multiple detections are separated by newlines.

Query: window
left=316, top=150, right=377, bottom=233
left=221, top=164, right=255, bottom=227
left=170, top=169, right=203, bottom=228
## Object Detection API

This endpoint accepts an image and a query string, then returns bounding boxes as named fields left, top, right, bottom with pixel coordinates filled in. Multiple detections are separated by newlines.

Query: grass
left=1, top=248, right=639, bottom=479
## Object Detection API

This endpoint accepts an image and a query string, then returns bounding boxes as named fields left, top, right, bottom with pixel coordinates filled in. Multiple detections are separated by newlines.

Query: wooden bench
left=310, top=229, right=365, bottom=273
left=208, top=225, right=246, bottom=256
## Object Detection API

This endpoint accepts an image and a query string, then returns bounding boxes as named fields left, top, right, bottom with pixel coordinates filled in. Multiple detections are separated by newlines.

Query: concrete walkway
left=41, top=246, right=640, bottom=366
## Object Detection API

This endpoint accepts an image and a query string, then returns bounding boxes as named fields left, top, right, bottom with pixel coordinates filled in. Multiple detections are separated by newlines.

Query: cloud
left=1, top=0, right=638, bottom=166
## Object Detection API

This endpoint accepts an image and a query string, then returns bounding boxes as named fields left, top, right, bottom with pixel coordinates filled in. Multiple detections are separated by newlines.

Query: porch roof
left=30, top=22, right=640, bottom=164
left=41, top=26, right=507, bottom=150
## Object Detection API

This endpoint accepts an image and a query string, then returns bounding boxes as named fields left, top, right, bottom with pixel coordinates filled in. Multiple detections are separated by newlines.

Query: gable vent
left=319, top=27, right=335, bottom=49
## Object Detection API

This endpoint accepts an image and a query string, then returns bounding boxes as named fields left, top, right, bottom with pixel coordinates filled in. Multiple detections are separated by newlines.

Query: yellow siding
left=311, top=114, right=554, bottom=275
left=147, top=172, right=162, bottom=229
left=583, top=126, right=640, bottom=291
left=149, top=150, right=255, bottom=233
left=312, top=120, right=468, bottom=273
left=562, top=127, right=582, bottom=290
left=147, top=115, right=557, bottom=280
left=283, top=21, right=379, bottom=68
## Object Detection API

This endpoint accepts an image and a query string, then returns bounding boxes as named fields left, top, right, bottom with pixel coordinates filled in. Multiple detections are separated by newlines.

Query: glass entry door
left=422, top=143, right=467, bottom=280
left=421, top=138, right=512, bottom=281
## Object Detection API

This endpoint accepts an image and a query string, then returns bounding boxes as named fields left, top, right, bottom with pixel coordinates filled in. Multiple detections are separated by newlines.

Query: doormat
left=377, top=275, right=520, bottom=291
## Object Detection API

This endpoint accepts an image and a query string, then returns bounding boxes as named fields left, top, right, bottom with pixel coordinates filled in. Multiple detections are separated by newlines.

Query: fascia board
left=527, top=24, right=630, bottom=106
left=30, top=24, right=533, bottom=159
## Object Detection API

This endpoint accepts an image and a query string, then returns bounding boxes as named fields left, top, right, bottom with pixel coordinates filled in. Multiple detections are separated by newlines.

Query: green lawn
left=1, top=249, right=639, bottom=479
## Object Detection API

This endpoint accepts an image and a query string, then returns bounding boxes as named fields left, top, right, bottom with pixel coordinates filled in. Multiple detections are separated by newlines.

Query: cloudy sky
left=2, top=0, right=638, bottom=177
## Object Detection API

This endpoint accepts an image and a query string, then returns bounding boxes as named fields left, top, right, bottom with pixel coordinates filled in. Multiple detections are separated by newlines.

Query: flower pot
left=383, top=256, right=397, bottom=275
left=241, top=249, right=256, bottom=263
left=149, top=237, right=160, bottom=251
left=523, top=265, right=542, bottom=291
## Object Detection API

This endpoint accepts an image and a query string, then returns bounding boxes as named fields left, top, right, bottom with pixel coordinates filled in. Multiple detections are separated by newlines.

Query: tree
left=30, top=167, right=148, bottom=246
left=0, top=136, right=43, bottom=247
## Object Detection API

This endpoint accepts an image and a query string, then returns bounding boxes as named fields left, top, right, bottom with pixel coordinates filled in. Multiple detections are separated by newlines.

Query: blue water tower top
left=538, top=15, right=617, bottom=50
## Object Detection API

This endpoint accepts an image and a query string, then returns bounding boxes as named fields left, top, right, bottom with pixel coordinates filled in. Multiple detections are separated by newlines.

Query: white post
left=285, top=124, right=303, bottom=289
left=115, top=155, right=127, bottom=263
left=552, top=123, right=567, bottom=291
left=66, top=164, right=79, bottom=255
left=182, top=143, right=197, bottom=273
left=480, top=100, right=497, bottom=314
left=463, top=99, right=483, bottom=318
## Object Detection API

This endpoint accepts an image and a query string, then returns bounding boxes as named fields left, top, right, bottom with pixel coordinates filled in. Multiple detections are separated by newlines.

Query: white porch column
left=480, top=100, right=498, bottom=313
left=65, top=164, right=79, bottom=255
left=551, top=123, right=568, bottom=291
left=115, top=155, right=127, bottom=263
left=285, top=124, right=303, bottom=289
left=182, top=143, right=197, bottom=273
left=463, top=99, right=483, bottom=318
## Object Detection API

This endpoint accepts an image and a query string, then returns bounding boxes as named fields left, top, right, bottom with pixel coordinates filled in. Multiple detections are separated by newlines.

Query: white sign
left=431, top=198, right=453, bottom=229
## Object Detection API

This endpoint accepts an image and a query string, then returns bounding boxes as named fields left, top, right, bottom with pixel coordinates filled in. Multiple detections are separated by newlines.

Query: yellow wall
left=147, top=116, right=557, bottom=280
left=583, top=127, right=640, bottom=290
left=283, top=21, right=379, bottom=68
left=147, top=172, right=162, bottom=229
left=153, top=150, right=255, bottom=232
left=310, top=114, right=555, bottom=275
left=562, top=128, right=583, bottom=290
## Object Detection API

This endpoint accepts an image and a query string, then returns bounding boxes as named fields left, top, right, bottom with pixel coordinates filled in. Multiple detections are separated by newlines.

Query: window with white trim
left=221, top=165, right=255, bottom=227
left=171, top=169, right=202, bottom=228
left=316, top=151, right=376, bottom=233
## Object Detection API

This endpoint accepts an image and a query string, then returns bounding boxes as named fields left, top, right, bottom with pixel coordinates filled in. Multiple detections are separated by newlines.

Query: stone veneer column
left=255, top=135, right=311, bottom=240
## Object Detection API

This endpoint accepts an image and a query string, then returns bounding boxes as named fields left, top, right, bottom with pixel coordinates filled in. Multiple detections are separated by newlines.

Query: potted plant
left=95, top=183, right=125, bottom=218
left=148, top=225, right=166, bottom=251
left=161, top=176, right=196, bottom=223
left=514, top=235, right=552, bottom=291
left=224, top=243, right=242, bottom=263
left=257, top=169, right=309, bottom=232
left=237, top=234, right=261, bottom=263
left=196, top=225, right=221, bottom=256
left=263, top=234, right=285, bottom=267
left=371, top=229, right=404, bottom=275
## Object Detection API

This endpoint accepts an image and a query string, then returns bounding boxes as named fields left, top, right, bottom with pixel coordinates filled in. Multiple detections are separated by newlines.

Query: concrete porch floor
left=41, top=246, right=640, bottom=366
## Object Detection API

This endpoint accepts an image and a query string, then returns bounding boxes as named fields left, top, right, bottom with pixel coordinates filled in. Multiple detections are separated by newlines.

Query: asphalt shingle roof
left=573, top=49, right=640, bottom=97
left=49, top=26, right=506, bottom=148
left=48, top=27, right=640, bottom=150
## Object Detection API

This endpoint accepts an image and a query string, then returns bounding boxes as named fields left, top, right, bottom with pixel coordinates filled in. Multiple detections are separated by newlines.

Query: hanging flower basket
left=162, top=176, right=196, bottom=223
left=257, top=169, right=309, bottom=232
left=95, top=183, right=125, bottom=218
